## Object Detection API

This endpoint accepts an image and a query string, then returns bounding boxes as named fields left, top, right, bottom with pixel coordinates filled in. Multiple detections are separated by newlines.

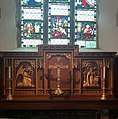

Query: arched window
left=16, top=0, right=98, bottom=48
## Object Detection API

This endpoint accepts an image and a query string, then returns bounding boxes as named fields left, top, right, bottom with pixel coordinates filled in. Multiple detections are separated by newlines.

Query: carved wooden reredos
left=0, top=45, right=116, bottom=100
left=39, top=45, right=79, bottom=96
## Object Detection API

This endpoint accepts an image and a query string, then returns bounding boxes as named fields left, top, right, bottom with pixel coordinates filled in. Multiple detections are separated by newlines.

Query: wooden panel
left=0, top=46, right=118, bottom=118
left=44, top=52, right=73, bottom=95
left=0, top=45, right=117, bottom=101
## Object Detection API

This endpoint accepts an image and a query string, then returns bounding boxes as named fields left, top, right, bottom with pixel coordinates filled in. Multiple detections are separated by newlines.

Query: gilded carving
left=48, top=56, right=68, bottom=95
left=82, top=60, right=102, bottom=87
left=46, top=53, right=72, bottom=60
left=15, top=60, right=35, bottom=87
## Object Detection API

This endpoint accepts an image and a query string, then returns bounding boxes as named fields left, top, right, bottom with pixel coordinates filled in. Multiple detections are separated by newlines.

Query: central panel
left=38, top=45, right=80, bottom=96
left=45, top=52, right=72, bottom=95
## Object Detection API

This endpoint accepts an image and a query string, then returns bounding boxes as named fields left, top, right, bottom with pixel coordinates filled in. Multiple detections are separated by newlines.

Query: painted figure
left=82, top=24, right=93, bottom=39
left=23, top=22, right=34, bottom=37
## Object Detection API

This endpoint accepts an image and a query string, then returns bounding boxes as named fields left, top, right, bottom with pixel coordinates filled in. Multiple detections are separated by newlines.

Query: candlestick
left=101, top=78, right=107, bottom=100
left=7, top=79, right=13, bottom=100
left=8, top=66, right=11, bottom=79
left=103, top=66, right=105, bottom=79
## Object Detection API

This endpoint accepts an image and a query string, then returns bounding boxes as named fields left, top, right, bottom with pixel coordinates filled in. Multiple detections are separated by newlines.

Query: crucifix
left=49, top=56, right=68, bottom=95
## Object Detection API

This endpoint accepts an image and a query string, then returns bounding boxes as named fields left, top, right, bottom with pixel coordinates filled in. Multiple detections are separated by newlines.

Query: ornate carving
left=46, top=53, right=72, bottom=60
left=82, top=60, right=102, bottom=87
left=15, top=60, right=35, bottom=87
left=48, top=56, right=68, bottom=95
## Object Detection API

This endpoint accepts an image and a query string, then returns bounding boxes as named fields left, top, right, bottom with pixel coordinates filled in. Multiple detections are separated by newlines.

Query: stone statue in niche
left=16, top=61, right=35, bottom=87
left=82, top=60, right=102, bottom=87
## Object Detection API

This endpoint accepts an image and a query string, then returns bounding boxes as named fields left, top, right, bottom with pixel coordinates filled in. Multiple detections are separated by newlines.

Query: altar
left=0, top=45, right=118, bottom=118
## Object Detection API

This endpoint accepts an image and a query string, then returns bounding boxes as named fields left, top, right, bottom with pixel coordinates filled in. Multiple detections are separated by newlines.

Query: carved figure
left=83, top=62, right=100, bottom=87
left=16, top=65, right=34, bottom=87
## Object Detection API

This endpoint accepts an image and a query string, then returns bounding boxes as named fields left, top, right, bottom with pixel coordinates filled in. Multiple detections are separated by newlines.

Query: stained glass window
left=17, top=0, right=98, bottom=48
left=48, top=0, right=70, bottom=45
left=20, top=0, right=43, bottom=47
left=75, top=0, right=97, bottom=48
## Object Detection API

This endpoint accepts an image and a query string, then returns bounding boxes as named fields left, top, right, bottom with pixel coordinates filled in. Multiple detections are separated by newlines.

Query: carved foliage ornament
left=46, top=53, right=72, bottom=60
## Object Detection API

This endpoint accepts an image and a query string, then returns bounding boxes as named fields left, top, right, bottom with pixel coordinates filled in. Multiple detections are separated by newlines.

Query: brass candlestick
left=101, top=78, right=107, bottom=100
left=7, top=78, right=13, bottom=100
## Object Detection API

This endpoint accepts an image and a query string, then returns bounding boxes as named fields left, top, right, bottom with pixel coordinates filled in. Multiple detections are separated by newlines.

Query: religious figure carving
left=82, top=60, right=102, bottom=87
left=16, top=61, right=35, bottom=87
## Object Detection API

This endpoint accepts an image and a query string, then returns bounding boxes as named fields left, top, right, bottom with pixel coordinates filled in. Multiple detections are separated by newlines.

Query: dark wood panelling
left=0, top=45, right=118, bottom=119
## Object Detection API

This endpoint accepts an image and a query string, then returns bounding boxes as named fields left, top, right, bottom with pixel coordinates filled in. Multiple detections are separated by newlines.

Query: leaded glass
left=75, top=0, right=97, bottom=48
left=20, top=0, right=43, bottom=47
left=48, top=2, right=70, bottom=45
left=17, top=0, right=98, bottom=48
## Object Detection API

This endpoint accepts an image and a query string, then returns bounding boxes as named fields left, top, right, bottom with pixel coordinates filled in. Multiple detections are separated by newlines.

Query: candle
left=103, top=66, right=105, bottom=79
left=8, top=66, right=11, bottom=79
